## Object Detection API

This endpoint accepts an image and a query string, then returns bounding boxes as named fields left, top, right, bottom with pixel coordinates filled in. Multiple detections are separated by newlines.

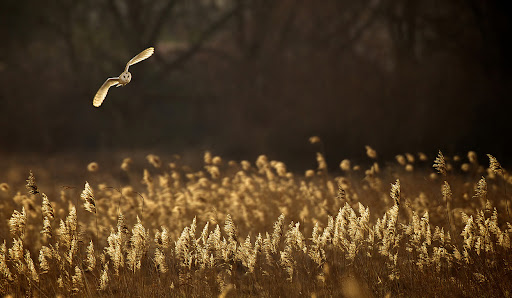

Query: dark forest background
left=1, top=0, right=511, bottom=169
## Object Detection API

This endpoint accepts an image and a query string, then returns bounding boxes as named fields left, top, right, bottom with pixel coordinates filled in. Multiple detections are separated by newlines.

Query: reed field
left=0, top=145, right=511, bottom=297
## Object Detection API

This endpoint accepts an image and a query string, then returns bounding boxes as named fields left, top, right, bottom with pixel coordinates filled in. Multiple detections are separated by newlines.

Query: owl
left=93, top=47, right=154, bottom=107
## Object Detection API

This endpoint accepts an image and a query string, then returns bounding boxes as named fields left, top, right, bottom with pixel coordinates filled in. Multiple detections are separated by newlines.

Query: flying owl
left=93, top=47, right=154, bottom=107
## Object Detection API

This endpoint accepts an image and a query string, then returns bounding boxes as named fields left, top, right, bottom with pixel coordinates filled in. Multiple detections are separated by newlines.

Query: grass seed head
left=433, top=151, right=447, bottom=176
left=309, top=136, right=321, bottom=144
left=25, top=250, right=39, bottom=282
left=72, top=266, right=84, bottom=292
left=41, top=193, right=54, bottom=219
left=316, top=153, right=327, bottom=171
left=396, top=155, right=406, bottom=166
left=41, top=216, right=52, bottom=239
left=9, top=207, right=26, bottom=238
left=468, top=151, right=478, bottom=164
left=365, top=146, right=377, bottom=159
left=390, top=179, right=401, bottom=206
left=0, top=183, right=10, bottom=193
left=146, top=154, right=162, bottom=168
left=86, top=240, right=96, bottom=271
left=81, top=182, right=96, bottom=213
left=121, top=157, right=133, bottom=171
left=340, top=159, right=351, bottom=171
left=26, top=171, right=39, bottom=195
left=87, top=162, right=99, bottom=172
left=98, top=262, right=109, bottom=291
left=487, top=154, right=504, bottom=176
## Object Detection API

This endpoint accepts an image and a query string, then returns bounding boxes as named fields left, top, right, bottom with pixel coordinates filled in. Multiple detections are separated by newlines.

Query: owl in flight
left=93, top=47, right=154, bottom=107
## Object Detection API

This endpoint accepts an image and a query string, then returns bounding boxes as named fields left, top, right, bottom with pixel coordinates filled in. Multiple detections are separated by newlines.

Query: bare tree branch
left=146, top=0, right=179, bottom=45
left=156, top=4, right=241, bottom=77
left=331, top=0, right=383, bottom=52
left=108, top=0, right=128, bottom=36
left=244, top=1, right=278, bottom=58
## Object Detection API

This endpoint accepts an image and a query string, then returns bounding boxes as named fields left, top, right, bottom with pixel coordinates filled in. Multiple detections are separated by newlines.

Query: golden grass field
left=0, top=146, right=511, bottom=297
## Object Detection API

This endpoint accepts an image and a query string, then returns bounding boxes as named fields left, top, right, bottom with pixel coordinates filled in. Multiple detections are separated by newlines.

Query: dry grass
left=0, top=149, right=511, bottom=297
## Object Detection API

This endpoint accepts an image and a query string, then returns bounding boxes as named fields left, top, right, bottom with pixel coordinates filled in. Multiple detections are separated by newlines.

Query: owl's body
left=93, top=47, right=154, bottom=107
left=116, top=71, right=132, bottom=86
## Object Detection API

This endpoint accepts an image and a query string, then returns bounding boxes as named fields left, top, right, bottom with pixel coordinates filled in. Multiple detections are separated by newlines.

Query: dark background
left=1, top=0, right=511, bottom=169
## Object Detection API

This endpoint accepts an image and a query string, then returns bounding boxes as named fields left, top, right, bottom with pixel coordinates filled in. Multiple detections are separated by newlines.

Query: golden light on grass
left=418, top=152, right=428, bottom=161
left=41, top=193, right=54, bottom=220
left=71, top=266, right=84, bottom=292
left=433, top=150, right=447, bottom=176
left=204, top=151, right=213, bottom=164
left=241, top=160, right=251, bottom=171
left=80, top=182, right=96, bottom=213
left=8, top=207, right=26, bottom=238
left=87, top=161, right=99, bottom=172
left=0, top=182, right=10, bottom=193
left=146, top=154, right=162, bottom=168
left=468, top=151, right=478, bottom=164
left=396, top=155, right=406, bottom=166
left=212, top=156, right=223, bottom=166
left=99, top=262, right=109, bottom=291
left=316, top=153, right=327, bottom=171
left=487, top=154, right=504, bottom=176
left=41, top=217, right=52, bottom=239
left=26, top=171, right=39, bottom=195
left=365, top=145, right=377, bottom=159
left=121, top=157, right=133, bottom=171
left=390, top=179, right=401, bottom=206
left=0, top=149, right=510, bottom=296
left=340, top=159, right=351, bottom=171
left=309, top=136, right=321, bottom=144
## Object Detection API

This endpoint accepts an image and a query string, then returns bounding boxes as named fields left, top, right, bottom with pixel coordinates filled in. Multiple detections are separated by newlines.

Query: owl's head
left=119, top=71, right=132, bottom=85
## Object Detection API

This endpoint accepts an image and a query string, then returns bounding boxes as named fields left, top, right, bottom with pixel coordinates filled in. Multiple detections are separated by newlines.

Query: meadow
left=0, top=145, right=511, bottom=297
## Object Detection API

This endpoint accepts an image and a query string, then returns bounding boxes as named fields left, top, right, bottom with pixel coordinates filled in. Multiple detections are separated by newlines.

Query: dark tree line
left=1, top=0, right=511, bottom=165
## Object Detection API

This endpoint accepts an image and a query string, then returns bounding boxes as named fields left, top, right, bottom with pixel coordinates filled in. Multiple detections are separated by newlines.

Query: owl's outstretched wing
left=93, top=77, right=120, bottom=107
left=124, top=47, right=154, bottom=72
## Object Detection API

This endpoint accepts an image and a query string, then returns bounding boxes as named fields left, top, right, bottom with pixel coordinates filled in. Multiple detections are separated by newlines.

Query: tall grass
left=0, top=149, right=511, bottom=297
